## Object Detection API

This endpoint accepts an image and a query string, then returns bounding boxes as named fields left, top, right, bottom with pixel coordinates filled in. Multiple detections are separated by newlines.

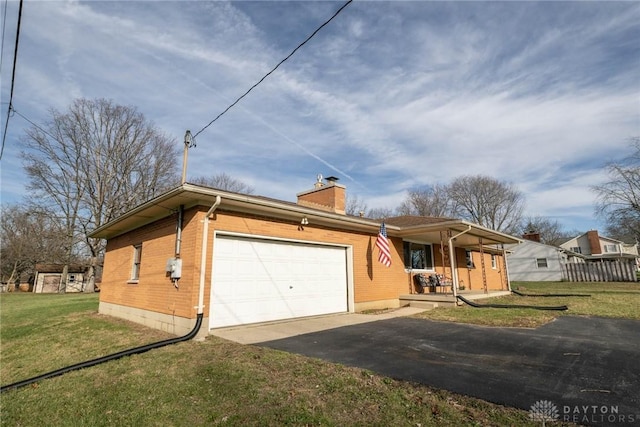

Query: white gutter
left=90, top=184, right=384, bottom=239
left=448, top=225, right=472, bottom=302
left=196, top=195, right=221, bottom=315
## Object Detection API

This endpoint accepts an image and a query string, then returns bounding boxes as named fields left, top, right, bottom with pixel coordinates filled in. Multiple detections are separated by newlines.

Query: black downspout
left=1, top=313, right=203, bottom=393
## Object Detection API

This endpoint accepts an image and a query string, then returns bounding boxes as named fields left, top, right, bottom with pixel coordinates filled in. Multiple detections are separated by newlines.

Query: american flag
left=376, top=222, right=392, bottom=267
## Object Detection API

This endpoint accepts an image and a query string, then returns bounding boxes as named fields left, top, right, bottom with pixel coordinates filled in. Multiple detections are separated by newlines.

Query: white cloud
left=1, top=1, right=638, bottom=234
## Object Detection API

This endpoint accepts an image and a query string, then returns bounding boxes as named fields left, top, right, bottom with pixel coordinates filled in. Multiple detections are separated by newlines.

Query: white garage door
left=209, top=235, right=348, bottom=329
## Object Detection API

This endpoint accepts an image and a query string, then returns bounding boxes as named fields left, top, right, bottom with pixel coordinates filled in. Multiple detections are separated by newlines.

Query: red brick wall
left=100, top=209, right=201, bottom=319
left=419, top=245, right=507, bottom=291
left=208, top=209, right=409, bottom=304
left=297, top=185, right=346, bottom=214
left=99, top=206, right=509, bottom=319
left=456, top=249, right=507, bottom=291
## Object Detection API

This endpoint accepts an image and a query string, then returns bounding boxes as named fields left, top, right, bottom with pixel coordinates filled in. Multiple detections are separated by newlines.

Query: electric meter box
left=165, top=258, right=182, bottom=279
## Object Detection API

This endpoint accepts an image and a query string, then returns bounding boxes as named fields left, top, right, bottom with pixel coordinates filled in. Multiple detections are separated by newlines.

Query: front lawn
left=417, top=281, right=640, bottom=327
left=0, top=292, right=552, bottom=426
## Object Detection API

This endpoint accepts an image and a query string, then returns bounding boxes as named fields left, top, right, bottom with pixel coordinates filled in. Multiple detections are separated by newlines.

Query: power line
left=1, top=0, right=23, bottom=161
left=193, top=0, right=353, bottom=139
left=12, top=108, right=58, bottom=141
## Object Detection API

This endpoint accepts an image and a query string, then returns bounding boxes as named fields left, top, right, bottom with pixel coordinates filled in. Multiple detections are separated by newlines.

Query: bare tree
left=447, top=175, right=524, bottom=233
left=0, top=204, right=69, bottom=285
left=191, top=172, right=254, bottom=194
left=519, top=215, right=567, bottom=246
left=592, top=137, right=640, bottom=242
left=367, top=207, right=397, bottom=220
left=345, top=194, right=368, bottom=216
left=21, top=98, right=179, bottom=292
left=397, top=184, right=455, bottom=217
left=603, top=221, right=637, bottom=244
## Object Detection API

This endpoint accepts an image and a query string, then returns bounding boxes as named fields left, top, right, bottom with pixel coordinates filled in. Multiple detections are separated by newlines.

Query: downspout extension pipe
left=1, top=313, right=203, bottom=393
left=456, top=295, right=568, bottom=311
left=448, top=225, right=472, bottom=302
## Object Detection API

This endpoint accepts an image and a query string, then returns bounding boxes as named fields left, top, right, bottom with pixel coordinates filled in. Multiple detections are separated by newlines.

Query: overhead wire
left=11, top=108, right=58, bottom=141
left=1, top=0, right=23, bottom=161
left=192, top=0, right=353, bottom=139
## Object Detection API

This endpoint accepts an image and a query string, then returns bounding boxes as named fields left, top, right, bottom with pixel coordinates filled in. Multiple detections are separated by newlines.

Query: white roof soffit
left=89, top=184, right=521, bottom=244
left=90, top=184, right=383, bottom=239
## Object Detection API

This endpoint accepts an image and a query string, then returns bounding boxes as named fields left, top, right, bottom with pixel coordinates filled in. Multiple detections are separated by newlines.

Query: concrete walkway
left=209, top=307, right=427, bottom=345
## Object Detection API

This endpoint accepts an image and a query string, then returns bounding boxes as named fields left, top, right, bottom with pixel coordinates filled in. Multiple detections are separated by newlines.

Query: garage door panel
left=210, top=236, right=348, bottom=329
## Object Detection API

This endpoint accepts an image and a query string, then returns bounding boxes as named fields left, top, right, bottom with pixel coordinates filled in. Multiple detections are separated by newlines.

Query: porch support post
left=478, top=237, right=488, bottom=294
left=448, top=226, right=472, bottom=302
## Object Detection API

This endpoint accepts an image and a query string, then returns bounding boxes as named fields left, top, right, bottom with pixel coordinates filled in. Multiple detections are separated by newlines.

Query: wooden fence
left=562, top=261, right=638, bottom=282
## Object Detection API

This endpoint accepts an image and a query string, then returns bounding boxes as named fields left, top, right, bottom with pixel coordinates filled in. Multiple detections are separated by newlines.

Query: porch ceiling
left=395, top=220, right=520, bottom=248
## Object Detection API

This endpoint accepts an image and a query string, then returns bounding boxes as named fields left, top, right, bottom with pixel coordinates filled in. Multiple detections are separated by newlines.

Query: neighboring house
left=505, top=235, right=567, bottom=282
left=560, top=230, right=639, bottom=266
left=33, top=264, right=86, bottom=293
left=89, top=178, right=519, bottom=338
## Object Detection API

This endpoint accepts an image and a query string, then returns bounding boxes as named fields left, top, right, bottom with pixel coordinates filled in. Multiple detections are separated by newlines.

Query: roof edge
left=89, top=184, right=386, bottom=239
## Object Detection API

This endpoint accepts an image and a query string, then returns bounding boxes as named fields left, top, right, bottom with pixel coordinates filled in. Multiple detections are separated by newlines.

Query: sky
left=1, top=0, right=639, bottom=234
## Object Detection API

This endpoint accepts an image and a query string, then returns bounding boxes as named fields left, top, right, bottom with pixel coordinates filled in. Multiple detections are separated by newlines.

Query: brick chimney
left=587, top=230, right=601, bottom=255
left=297, top=175, right=346, bottom=214
left=522, top=231, right=541, bottom=243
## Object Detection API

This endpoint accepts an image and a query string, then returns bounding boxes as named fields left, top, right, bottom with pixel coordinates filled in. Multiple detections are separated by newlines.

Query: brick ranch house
left=90, top=178, right=519, bottom=338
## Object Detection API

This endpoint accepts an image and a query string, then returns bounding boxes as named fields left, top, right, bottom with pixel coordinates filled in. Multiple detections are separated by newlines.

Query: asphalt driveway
left=259, top=316, right=640, bottom=426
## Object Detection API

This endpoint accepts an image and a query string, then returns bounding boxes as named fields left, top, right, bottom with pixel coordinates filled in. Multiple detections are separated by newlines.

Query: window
left=465, top=250, right=475, bottom=268
left=536, top=258, right=548, bottom=268
left=403, top=242, right=434, bottom=270
left=570, top=246, right=582, bottom=254
left=131, top=244, right=142, bottom=281
left=604, top=244, right=618, bottom=253
left=491, top=254, right=497, bottom=269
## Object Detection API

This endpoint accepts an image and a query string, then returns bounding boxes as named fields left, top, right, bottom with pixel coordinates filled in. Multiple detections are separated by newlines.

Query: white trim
left=214, top=230, right=352, bottom=250
left=402, top=240, right=436, bottom=272
left=131, top=243, right=142, bottom=281
left=536, top=257, right=549, bottom=268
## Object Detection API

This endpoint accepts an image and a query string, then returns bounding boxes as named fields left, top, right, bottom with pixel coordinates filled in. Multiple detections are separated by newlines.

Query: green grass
left=0, top=292, right=560, bottom=426
left=417, top=281, right=640, bottom=327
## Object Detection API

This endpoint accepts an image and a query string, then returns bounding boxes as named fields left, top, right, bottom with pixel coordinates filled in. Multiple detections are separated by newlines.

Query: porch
left=399, top=290, right=512, bottom=309
left=387, top=217, right=520, bottom=296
